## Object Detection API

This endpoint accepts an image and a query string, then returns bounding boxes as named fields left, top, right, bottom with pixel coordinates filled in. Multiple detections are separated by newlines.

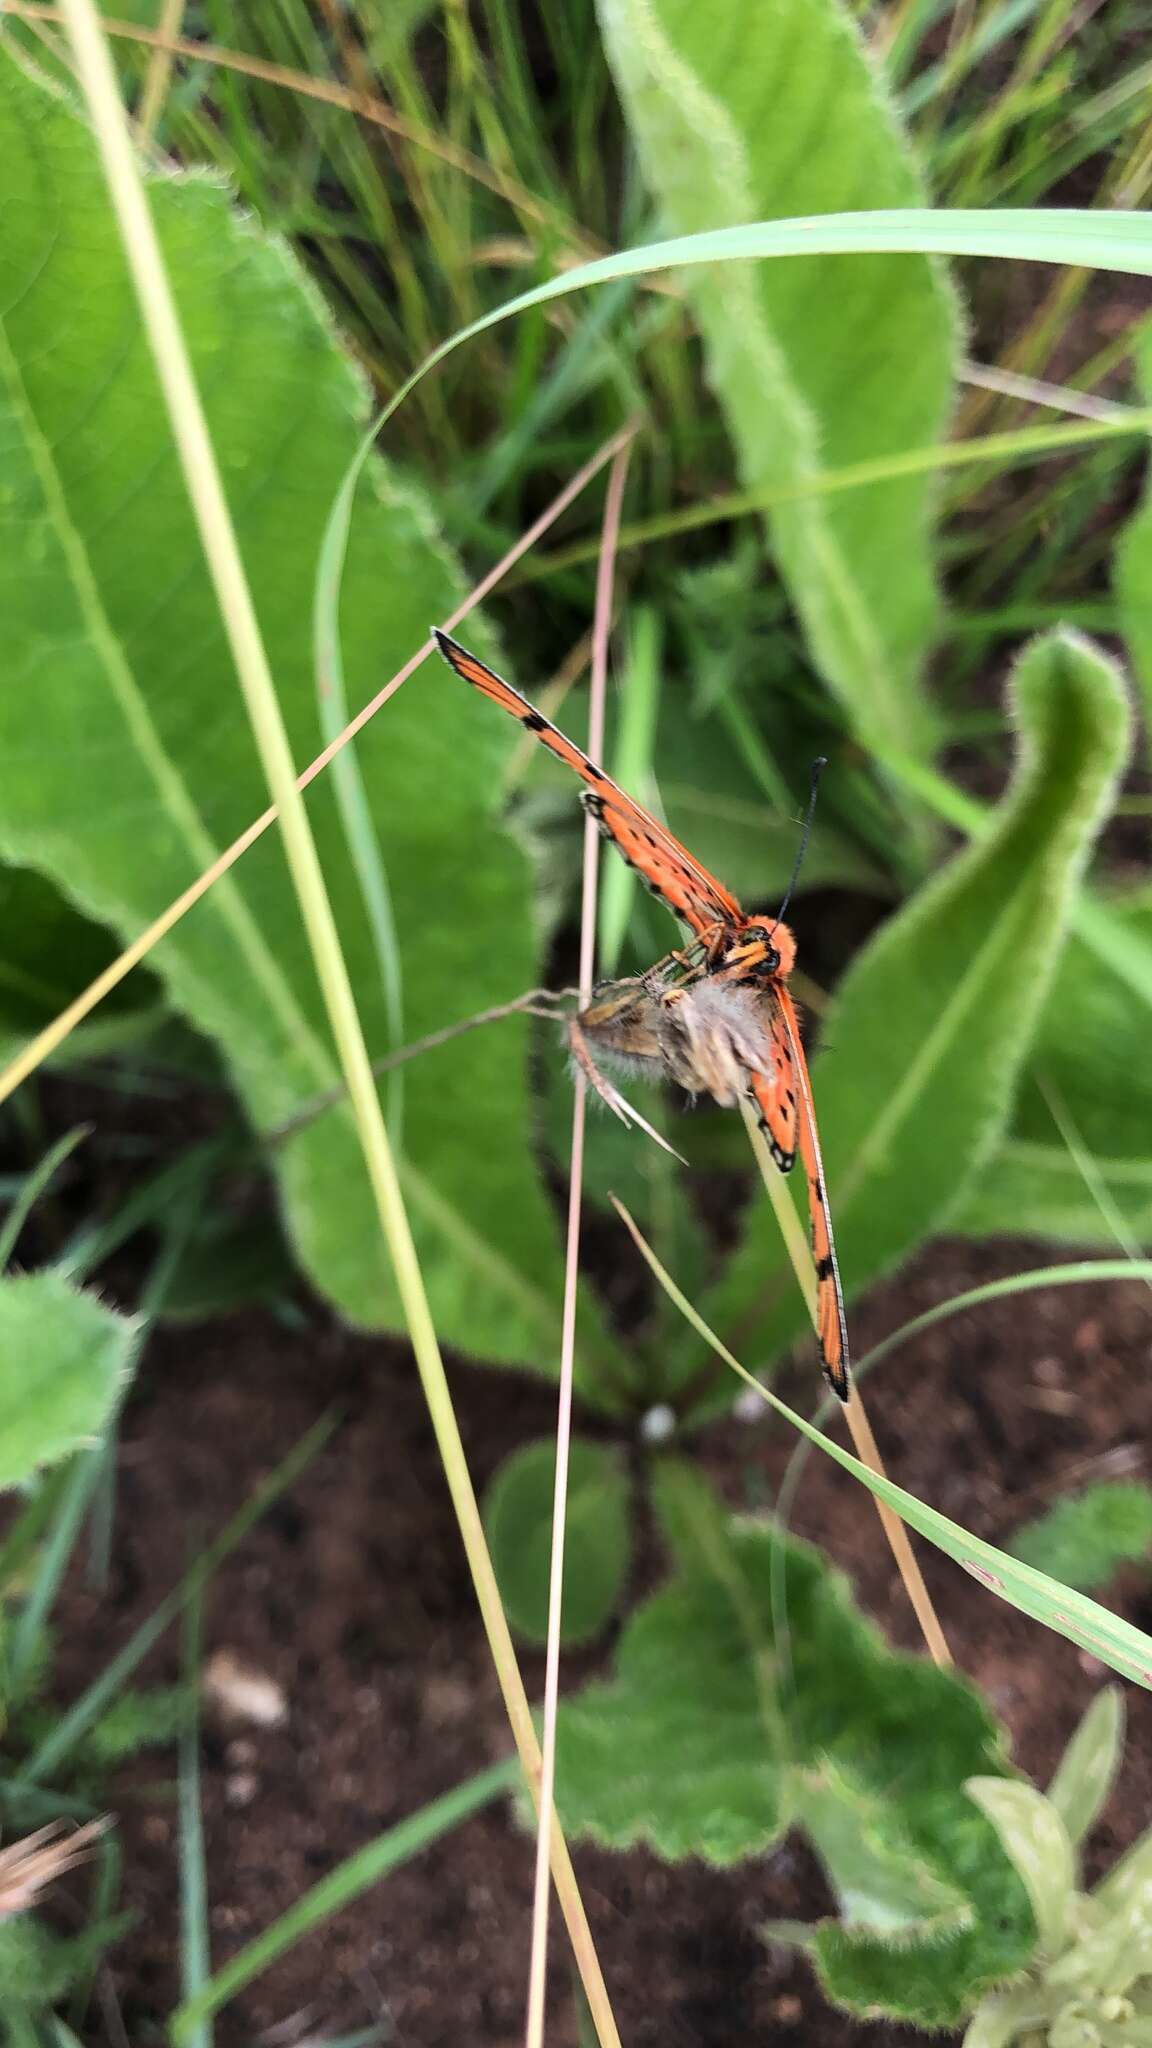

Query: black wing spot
left=812, top=1176, right=824, bottom=1203
left=580, top=757, right=607, bottom=782
left=755, top=1105, right=796, bottom=1174
left=582, top=791, right=605, bottom=819
left=815, top=1254, right=835, bottom=1281
left=520, top=710, right=547, bottom=732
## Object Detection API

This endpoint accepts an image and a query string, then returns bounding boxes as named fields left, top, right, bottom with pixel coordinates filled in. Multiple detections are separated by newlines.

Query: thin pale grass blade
left=611, top=1197, right=1152, bottom=1689
left=0, top=1816, right=108, bottom=1918
left=56, top=15, right=619, bottom=2037
left=134, top=0, right=184, bottom=138
left=527, top=437, right=634, bottom=2048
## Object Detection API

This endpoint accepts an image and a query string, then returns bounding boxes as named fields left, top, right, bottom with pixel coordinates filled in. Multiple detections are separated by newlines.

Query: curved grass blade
left=613, top=1199, right=1152, bottom=1691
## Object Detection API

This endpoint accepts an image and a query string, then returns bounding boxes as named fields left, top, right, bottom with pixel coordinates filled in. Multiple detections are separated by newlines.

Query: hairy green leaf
left=1009, top=1484, right=1152, bottom=1594
left=555, top=1461, right=1030, bottom=2020
left=1046, top=1687, right=1124, bottom=1850
left=483, top=1438, right=630, bottom=1645
left=1019, top=887, right=1152, bottom=1154
left=595, top=0, right=958, bottom=756
left=698, top=630, right=1130, bottom=1375
left=0, top=56, right=572, bottom=1373
left=952, top=1137, right=1152, bottom=1247
left=0, top=1270, right=135, bottom=1488
left=956, top=883, right=1152, bottom=1248
left=965, top=1780, right=1075, bottom=1955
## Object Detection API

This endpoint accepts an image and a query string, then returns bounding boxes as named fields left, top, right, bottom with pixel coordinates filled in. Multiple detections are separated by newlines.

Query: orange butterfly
left=434, top=629, right=849, bottom=1400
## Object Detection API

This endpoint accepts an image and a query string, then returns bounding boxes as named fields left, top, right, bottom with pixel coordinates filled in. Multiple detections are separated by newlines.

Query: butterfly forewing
left=433, top=630, right=742, bottom=942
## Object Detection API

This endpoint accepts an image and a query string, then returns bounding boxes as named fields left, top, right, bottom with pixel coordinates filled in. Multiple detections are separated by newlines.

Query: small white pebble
left=640, top=1403, right=677, bottom=1444
left=203, top=1649, right=288, bottom=1728
left=732, top=1386, right=767, bottom=1424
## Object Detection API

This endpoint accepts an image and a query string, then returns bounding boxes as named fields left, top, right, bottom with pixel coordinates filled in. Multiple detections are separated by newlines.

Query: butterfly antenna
left=770, top=756, right=827, bottom=933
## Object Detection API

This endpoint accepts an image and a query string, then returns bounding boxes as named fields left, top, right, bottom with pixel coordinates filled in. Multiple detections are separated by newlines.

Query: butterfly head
left=720, top=919, right=796, bottom=983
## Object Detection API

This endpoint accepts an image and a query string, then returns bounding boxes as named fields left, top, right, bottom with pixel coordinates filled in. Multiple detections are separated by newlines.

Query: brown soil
left=29, top=1188, right=1152, bottom=2047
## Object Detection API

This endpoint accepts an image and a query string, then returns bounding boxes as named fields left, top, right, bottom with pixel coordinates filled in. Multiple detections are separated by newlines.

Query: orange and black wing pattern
left=434, top=630, right=742, bottom=944
left=751, top=990, right=850, bottom=1402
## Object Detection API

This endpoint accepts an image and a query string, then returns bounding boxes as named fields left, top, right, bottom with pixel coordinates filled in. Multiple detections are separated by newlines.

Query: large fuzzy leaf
left=694, top=630, right=1130, bottom=1379
left=483, top=1437, right=631, bottom=1645
left=0, top=55, right=571, bottom=1372
left=595, top=0, right=958, bottom=757
left=953, top=1137, right=1152, bottom=1246
left=0, top=1269, right=135, bottom=1488
left=955, top=884, right=1152, bottom=1246
left=554, top=1461, right=1031, bottom=2023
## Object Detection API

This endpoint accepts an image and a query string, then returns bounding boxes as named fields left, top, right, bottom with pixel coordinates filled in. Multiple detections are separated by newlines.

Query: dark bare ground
left=30, top=1212, right=1150, bottom=2048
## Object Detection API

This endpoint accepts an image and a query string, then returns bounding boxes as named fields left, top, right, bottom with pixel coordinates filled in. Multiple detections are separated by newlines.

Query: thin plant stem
left=268, top=990, right=577, bottom=1145
left=135, top=0, right=185, bottom=138
left=0, top=423, right=638, bottom=1110
left=511, top=405, right=1152, bottom=584
left=739, top=1105, right=952, bottom=1669
left=56, top=9, right=621, bottom=2039
left=841, top=1386, right=952, bottom=1669
left=526, top=440, right=633, bottom=2048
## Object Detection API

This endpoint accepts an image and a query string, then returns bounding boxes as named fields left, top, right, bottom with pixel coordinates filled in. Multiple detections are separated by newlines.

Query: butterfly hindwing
left=749, top=1012, right=798, bottom=1175
left=434, top=630, right=742, bottom=942
left=775, top=990, right=850, bottom=1401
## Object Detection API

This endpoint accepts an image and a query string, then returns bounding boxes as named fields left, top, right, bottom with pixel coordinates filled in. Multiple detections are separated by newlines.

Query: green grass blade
left=168, top=1758, right=518, bottom=2040
left=4, top=1448, right=105, bottom=1702
left=17, top=1413, right=335, bottom=1786
left=616, top=1199, right=1152, bottom=1690
left=177, top=1583, right=211, bottom=2048
left=598, top=606, right=661, bottom=975
left=0, top=1127, right=90, bottom=1271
